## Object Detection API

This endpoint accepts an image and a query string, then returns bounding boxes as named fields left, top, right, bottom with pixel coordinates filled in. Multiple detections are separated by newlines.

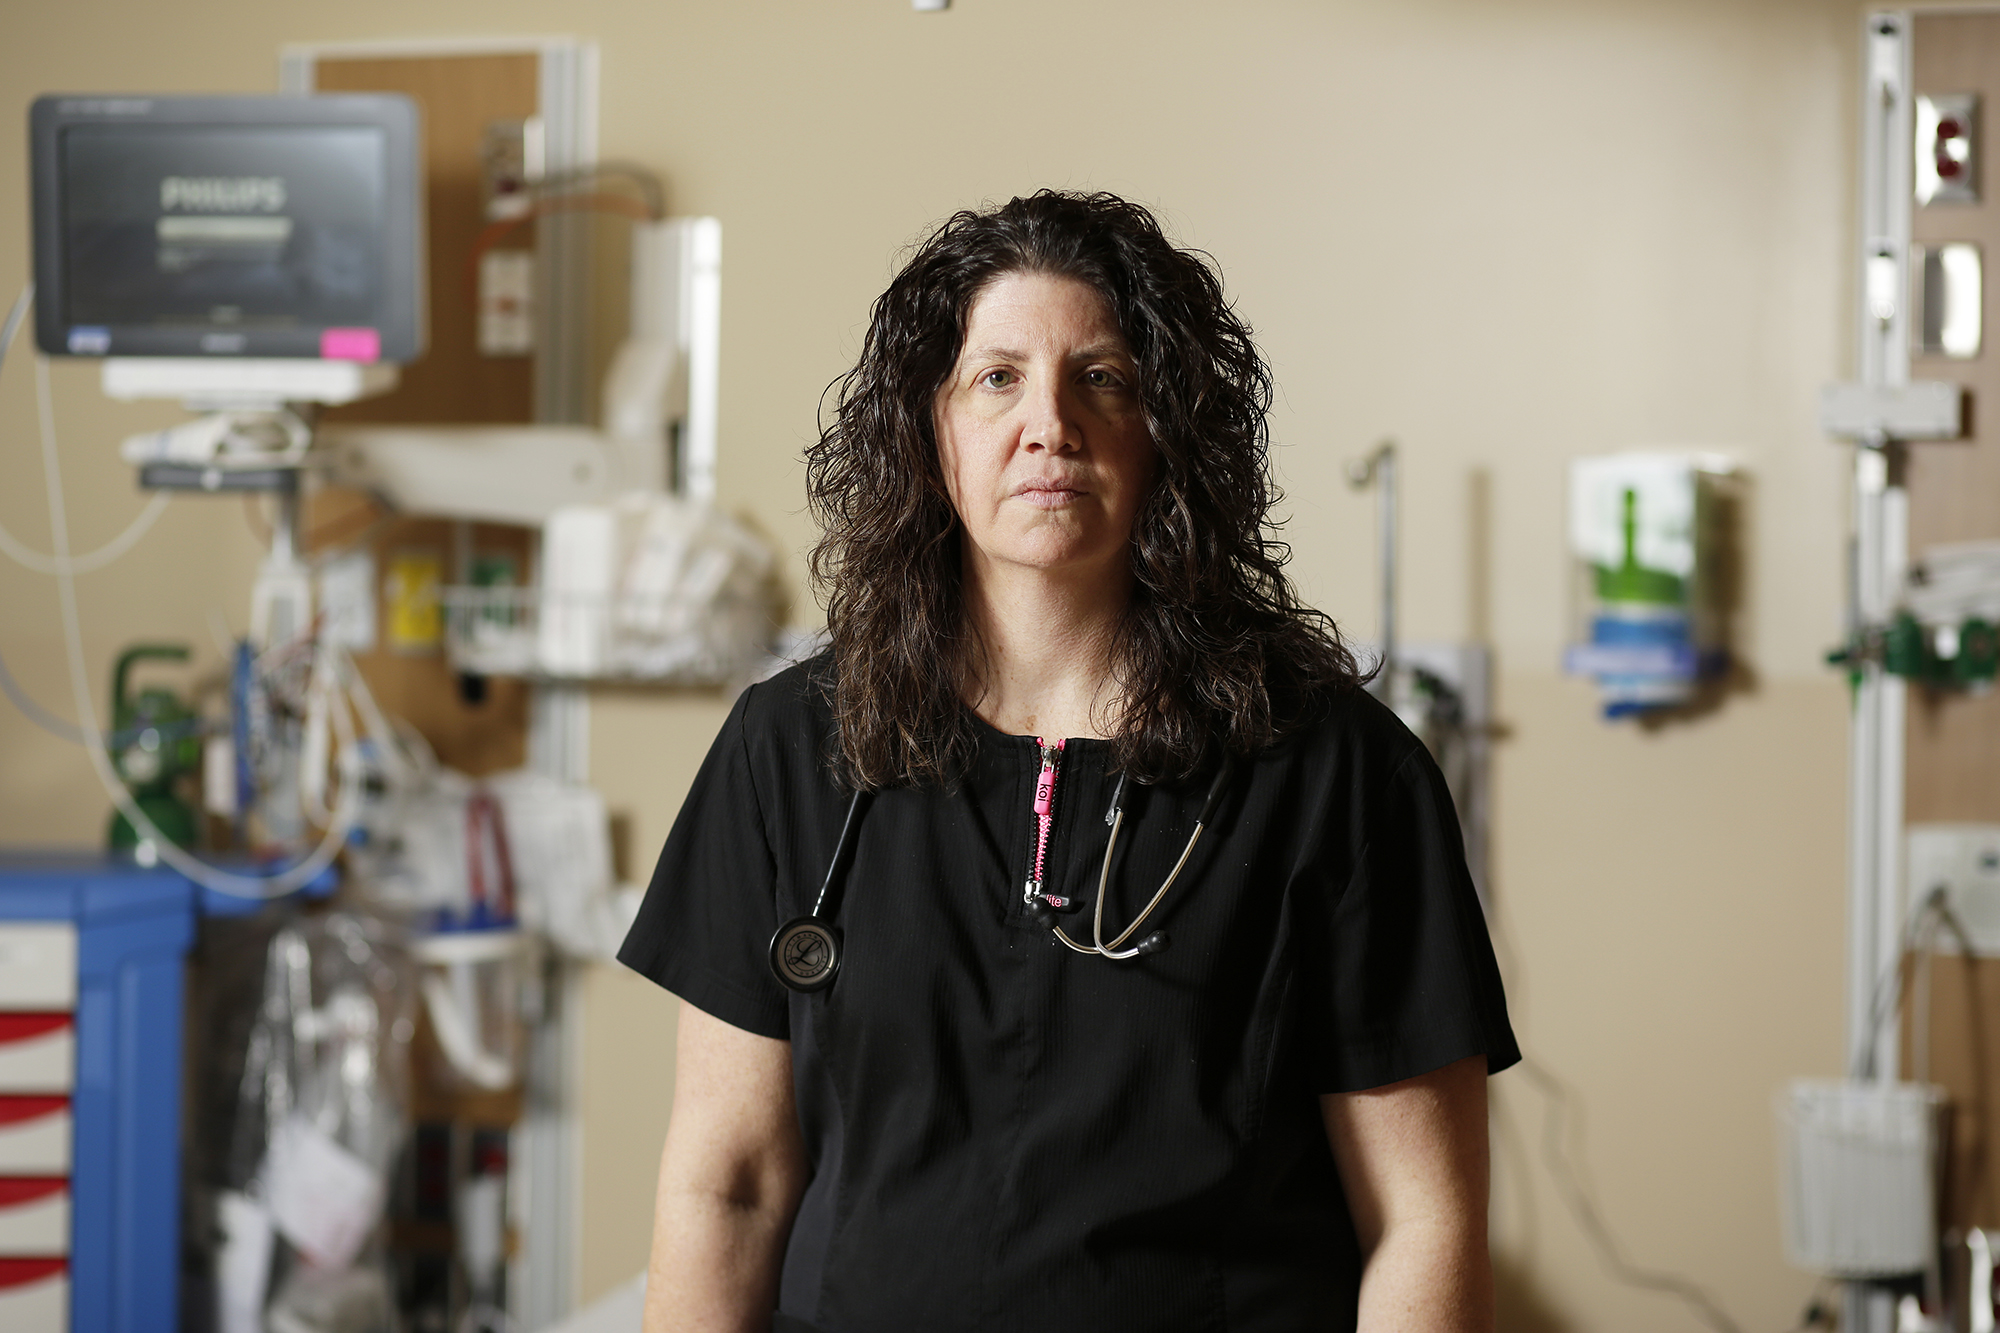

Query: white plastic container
left=538, top=506, right=621, bottom=676
left=415, top=930, right=526, bottom=1092
left=1781, top=1079, right=1945, bottom=1276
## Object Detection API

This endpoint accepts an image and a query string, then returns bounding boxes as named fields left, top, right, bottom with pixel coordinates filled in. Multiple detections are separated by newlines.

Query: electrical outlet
left=1908, top=824, right=2000, bottom=953
left=1917, top=94, right=1979, bottom=206
left=478, top=251, right=535, bottom=356
left=481, top=117, right=544, bottom=221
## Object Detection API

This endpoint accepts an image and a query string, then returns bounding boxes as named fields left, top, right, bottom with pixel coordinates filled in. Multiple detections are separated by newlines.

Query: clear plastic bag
left=215, top=914, right=415, bottom=1333
left=344, top=766, right=475, bottom=917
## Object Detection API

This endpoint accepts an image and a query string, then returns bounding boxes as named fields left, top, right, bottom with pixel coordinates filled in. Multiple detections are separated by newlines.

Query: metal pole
left=1853, top=4, right=1913, bottom=1090
left=1846, top=15, right=1914, bottom=1333
left=1347, top=439, right=1397, bottom=690
left=1378, top=442, right=1397, bottom=685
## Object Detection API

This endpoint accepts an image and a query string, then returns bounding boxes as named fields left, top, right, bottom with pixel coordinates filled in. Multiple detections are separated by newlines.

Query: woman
left=619, top=190, right=1517, bottom=1333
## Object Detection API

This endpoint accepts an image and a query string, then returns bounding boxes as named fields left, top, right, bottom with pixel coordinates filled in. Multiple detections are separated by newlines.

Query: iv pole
left=1348, top=439, right=1397, bottom=689
left=1825, top=14, right=1959, bottom=1332
left=1850, top=10, right=1914, bottom=1097
left=1843, top=22, right=1912, bottom=1333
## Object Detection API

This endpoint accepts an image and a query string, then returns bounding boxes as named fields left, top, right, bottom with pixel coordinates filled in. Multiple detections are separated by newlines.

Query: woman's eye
left=979, top=369, right=1015, bottom=389
left=1084, top=368, right=1123, bottom=389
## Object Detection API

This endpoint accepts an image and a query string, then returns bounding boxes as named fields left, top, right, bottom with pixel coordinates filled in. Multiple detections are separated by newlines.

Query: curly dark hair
left=806, top=189, right=1363, bottom=790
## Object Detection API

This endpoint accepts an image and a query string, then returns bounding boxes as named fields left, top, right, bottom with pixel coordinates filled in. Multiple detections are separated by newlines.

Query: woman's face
left=933, top=271, right=1154, bottom=583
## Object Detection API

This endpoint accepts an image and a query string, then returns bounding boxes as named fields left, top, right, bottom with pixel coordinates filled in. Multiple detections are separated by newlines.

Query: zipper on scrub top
left=1024, top=738, right=1083, bottom=912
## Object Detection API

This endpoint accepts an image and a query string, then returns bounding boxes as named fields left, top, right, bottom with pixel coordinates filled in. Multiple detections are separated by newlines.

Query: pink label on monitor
left=320, top=328, right=381, bottom=363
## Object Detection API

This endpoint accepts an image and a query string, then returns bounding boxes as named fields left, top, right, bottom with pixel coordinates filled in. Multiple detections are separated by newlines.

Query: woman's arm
left=1320, top=1054, right=1493, bottom=1333
left=644, top=1000, right=810, bottom=1333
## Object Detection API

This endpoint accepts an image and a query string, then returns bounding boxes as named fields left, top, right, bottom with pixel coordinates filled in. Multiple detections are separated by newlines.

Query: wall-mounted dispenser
left=1563, top=453, right=1735, bottom=719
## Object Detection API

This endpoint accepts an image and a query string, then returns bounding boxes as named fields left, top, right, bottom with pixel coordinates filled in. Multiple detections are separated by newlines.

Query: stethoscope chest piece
left=768, top=789, right=871, bottom=994
left=770, top=916, right=842, bottom=992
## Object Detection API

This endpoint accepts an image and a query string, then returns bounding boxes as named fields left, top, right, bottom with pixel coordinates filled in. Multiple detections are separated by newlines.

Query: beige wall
left=1, top=0, right=1866, bottom=1327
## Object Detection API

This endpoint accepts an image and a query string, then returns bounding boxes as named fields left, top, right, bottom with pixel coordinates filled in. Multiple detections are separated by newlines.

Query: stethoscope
left=767, top=757, right=1236, bottom=993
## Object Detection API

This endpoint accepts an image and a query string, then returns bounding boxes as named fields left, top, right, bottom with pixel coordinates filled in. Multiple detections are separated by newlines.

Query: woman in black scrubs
left=620, top=191, right=1517, bottom=1333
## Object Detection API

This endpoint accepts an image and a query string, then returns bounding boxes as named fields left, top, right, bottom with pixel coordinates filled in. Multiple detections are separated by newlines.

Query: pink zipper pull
left=1034, top=739, right=1062, bottom=815
left=1025, top=738, right=1065, bottom=903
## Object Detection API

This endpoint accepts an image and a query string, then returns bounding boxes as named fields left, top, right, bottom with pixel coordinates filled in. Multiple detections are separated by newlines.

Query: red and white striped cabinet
left=0, top=923, right=78, bottom=1331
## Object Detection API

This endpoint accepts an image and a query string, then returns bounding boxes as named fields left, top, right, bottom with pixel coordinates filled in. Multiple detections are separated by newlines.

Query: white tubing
left=0, top=284, right=173, bottom=577
left=422, top=968, right=517, bottom=1090
left=39, top=353, right=353, bottom=900
left=0, top=492, right=173, bottom=576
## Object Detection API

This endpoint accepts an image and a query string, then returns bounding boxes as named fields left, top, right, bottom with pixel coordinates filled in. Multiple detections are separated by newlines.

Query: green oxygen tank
left=106, top=644, right=202, bottom=851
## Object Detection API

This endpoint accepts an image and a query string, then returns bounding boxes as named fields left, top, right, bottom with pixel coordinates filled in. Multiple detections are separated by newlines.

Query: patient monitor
left=31, top=92, right=716, bottom=518
left=31, top=92, right=423, bottom=408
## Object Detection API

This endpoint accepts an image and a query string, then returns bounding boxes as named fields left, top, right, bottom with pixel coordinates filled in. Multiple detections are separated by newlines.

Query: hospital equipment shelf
left=0, top=853, right=196, bottom=1333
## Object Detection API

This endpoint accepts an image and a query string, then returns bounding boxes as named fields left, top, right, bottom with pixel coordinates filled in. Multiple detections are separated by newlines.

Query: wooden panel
left=312, top=54, right=539, bottom=424
left=299, top=53, right=543, bottom=786
left=1905, top=10, right=2000, bottom=1234
left=1907, top=689, right=2000, bottom=824
left=1905, top=954, right=2000, bottom=1227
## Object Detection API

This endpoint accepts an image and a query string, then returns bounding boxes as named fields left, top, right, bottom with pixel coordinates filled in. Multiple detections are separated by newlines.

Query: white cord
left=1513, top=1055, right=1746, bottom=1333
left=0, top=493, right=172, bottom=576
left=37, top=351, right=354, bottom=900
left=1851, top=885, right=1952, bottom=1079
left=0, top=283, right=173, bottom=576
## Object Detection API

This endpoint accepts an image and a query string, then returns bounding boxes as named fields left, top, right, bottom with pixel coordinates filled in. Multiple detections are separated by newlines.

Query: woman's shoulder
left=1255, top=682, right=1463, bottom=867
left=1267, top=677, right=1428, bottom=782
left=734, top=649, right=839, bottom=755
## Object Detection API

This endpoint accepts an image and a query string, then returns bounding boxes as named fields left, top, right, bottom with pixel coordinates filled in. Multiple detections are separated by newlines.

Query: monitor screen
left=31, top=95, right=424, bottom=363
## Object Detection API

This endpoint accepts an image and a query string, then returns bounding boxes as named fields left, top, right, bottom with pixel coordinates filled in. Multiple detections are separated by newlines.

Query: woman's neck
left=960, top=547, right=1131, bottom=741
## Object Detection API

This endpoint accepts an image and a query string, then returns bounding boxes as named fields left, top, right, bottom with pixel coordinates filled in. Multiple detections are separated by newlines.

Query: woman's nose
left=1019, top=379, right=1080, bottom=454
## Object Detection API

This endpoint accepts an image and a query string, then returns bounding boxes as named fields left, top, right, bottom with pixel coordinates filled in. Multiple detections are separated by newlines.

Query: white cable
left=0, top=493, right=172, bottom=576
left=1851, top=885, right=1951, bottom=1079
left=1514, top=1055, right=1745, bottom=1333
left=0, top=283, right=174, bottom=576
left=346, top=657, right=429, bottom=791
left=38, top=352, right=353, bottom=899
left=0, top=285, right=26, bottom=357
left=301, top=649, right=366, bottom=830
left=206, top=607, right=236, bottom=661
left=300, top=649, right=337, bottom=828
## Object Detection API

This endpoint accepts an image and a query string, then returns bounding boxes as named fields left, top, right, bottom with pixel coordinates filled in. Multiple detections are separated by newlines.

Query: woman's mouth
left=1014, top=484, right=1084, bottom=509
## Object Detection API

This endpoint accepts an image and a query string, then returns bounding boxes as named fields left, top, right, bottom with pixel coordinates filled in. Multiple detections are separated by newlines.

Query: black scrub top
left=619, top=658, right=1518, bottom=1333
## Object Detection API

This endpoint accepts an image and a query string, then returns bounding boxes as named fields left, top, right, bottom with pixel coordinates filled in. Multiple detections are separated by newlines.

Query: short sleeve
left=617, top=688, right=790, bottom=1039
left=1304, top=744, right=1519, bottom=1093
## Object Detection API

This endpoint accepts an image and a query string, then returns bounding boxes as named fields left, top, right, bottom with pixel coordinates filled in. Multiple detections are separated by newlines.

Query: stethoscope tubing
left=770, top=754, right=1236, bottom=991
left=767, top=788, right=873, bottom=992
left=813, top=787, right=873, bottom=919
left=1053, top=755, right=1234, bottom=961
